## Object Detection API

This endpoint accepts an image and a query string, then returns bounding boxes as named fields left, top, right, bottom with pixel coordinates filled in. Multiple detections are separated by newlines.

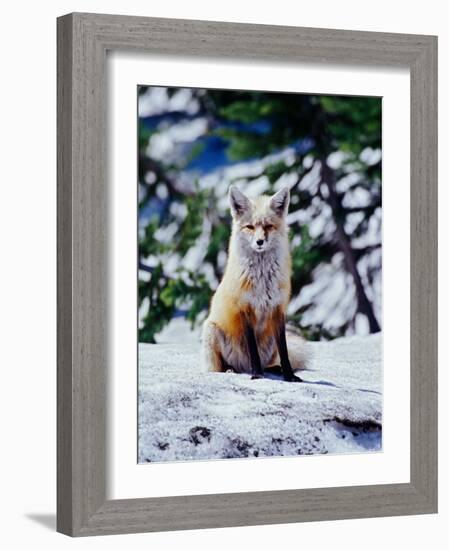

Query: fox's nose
left=256, top=239, right=264, bottom=246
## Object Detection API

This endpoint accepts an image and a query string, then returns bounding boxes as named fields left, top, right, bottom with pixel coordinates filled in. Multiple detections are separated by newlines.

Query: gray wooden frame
left=57, top=12, right=438, bottom=537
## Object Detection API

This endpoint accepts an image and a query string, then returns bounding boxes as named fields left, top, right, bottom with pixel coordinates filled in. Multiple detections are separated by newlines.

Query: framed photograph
left=57, top=13, right=437, bottom=536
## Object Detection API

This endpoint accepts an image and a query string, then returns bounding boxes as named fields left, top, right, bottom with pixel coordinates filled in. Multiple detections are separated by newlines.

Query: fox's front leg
left=242, top=315, right=264, bottom=379
left=273, top=308, right=303, bottom=383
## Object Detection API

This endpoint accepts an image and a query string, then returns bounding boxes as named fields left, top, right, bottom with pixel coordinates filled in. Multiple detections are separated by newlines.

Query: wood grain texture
left=57, top=12, right=438, bottom=536
left=57, top=13, right=74, bottom=536
left=409, top=37, right=438, bottom=508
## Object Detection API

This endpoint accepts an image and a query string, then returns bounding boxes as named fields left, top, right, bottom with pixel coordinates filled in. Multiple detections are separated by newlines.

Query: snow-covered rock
left=138, top=334, right=382, bottom=463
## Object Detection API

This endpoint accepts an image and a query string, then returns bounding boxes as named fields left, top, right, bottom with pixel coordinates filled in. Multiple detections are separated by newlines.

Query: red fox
left=201, top=186, right=308, bottom=382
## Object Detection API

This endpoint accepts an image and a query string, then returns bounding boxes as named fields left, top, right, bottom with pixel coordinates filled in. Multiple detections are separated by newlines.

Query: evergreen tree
left=138, top=87, right=382, bottom=342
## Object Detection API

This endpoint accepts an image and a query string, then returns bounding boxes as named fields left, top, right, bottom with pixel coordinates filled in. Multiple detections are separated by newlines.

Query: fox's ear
left=270, top=187, right=290, bottom=217
left=229, top=186, right=251, bottom=218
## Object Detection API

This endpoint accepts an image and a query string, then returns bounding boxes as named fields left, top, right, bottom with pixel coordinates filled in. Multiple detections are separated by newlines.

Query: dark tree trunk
left=320, top=159, right=381, bottom=333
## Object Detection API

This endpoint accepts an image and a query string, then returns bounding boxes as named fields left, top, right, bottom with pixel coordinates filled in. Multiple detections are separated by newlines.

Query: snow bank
left=138, top=334, right=382, bottom=463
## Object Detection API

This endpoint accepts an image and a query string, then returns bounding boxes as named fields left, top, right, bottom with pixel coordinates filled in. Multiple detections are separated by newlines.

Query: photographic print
left=138, top=86, right=382, bottom=463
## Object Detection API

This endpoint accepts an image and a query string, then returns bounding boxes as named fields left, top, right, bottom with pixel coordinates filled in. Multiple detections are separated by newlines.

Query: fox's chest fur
left=236, top=249, right=290, bottom=314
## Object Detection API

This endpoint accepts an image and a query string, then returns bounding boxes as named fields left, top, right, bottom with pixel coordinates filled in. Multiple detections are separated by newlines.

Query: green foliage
left=205, top=222, right=232, bottom=265
left=139, top=219, right=170, bottom=257
left=291, top=226, right=323, bottom=273
left=139, top=264, right=175, bottom=343
left=177, top=190, right=209, bottom=255
left=139, top=266, right=213, bottom=343
left=319, top=96, right=381, bottom=154
left=218, top=98, right=285, bottom=123
left=213, top=127, right=274, bottom=161
left=138, top=181, right=213, bottom=342
left=160, top=271, right=213, bottom=326
left=138, top=124, right=155, bottom=150
left=264, top=161, right=291, bottom=184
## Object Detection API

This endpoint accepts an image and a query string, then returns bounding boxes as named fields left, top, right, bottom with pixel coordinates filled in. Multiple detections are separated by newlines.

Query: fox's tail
left=266, top=333, right=311, bottom=372
left=286, top=333, right=311, bottom=371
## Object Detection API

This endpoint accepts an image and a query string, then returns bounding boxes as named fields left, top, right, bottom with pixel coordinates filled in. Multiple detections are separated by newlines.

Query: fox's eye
left=264, top=224, right=274, bottom=230
left=245, top=224, right=255, bottom=230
